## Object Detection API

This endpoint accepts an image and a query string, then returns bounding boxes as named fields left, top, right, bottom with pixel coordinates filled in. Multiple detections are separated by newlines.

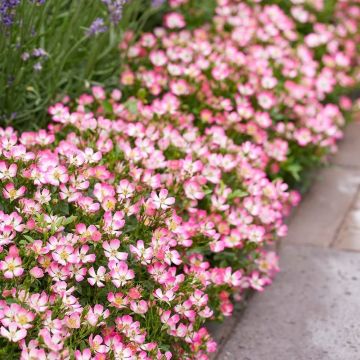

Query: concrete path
left=216, top=120, right=360, bottom=360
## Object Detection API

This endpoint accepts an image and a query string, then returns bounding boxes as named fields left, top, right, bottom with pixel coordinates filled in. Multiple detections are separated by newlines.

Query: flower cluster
left=121, top=0, right=359, bottom=183
left=0, top=74, right=294, bottom=357
left=86, top=18, right=108, bottom=37
left=0, top=0, right=46, bottom=28
left=102, top=0, right=129, bottom=25
left=86, top=1, right=129, bottom=37
left=0, top=0, right=21, bottom=27
left=0, top=0, right=359, bottom=359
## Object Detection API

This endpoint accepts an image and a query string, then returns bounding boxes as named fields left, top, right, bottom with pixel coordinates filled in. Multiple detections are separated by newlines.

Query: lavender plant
left=0, top=0, right=162, bottom=130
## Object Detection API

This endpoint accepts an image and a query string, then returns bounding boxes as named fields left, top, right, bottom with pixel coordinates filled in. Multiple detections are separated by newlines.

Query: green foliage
left=0, top=0, right=158, bottom=130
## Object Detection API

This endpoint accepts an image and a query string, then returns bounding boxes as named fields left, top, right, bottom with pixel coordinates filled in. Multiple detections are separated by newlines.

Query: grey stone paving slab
left=286, top=166, right=360, bottom=247
left=334, top=190, right=360, bottom=251
left=332, top=120, right=360, bottom=169
left=217, top=244, right=360, bottom=360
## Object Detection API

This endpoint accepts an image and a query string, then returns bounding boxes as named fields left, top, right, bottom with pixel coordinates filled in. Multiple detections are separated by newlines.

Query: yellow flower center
left=9, top=189, right=18, bottom=198
left=60, top=251, right=68, bottom=260
left=17, top=314, right=28, bottom=325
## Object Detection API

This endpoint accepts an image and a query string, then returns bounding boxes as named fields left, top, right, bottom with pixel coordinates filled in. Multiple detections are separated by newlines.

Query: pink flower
left=109, top=261, right=135, bottom=288
left=103, top=239, right=128, bottom=262
left=39, top=328, right=63, bottom=352
left=175, top=323, right=188, bottom=337
left=45, top=165, right=69, bottom=186
left=93, top=183, right=115, bottom=202
left=2, top=183, right=26, bottom=201
left=294, top=128, right=312, bottom=146
left=2, top=304, right=35, bottom=330
left=164, top=12, right=186, bottom=29
left=86, top=304, right=110, bottom=326
left=34, top=188, right=51, bottom=204
left=248, top=225, right=266, bottom=243
left=129, top=240, right=153, bottom=264
left=89, top=334, right=107, bottom=354
left=76, top=245, right=96, bottom=263
left=1, top=323, right=27, bottom=342
left=30, top=266, right=44, bottom=278
left=149, top=50, right=168, bottom=67
left=77, top=196, right=101, bottom=213
left=75, top=349, right=92, bottom=360
left=84, top=147, right=102, bottom=164
left=20, top=344, right=47, bottom=360
left=130, top=300, right=148, bottom=314
left=0, top=255, right=24, bottom=278
left=160, top=310, right=180, bottom=328
left=107, top=292, right=129, bottom=309
left=249, top=271, right=268, bottom=292
left=150, top=189, right=175, bottom=210
left=48, top=103, right=70, bottom=123
left=28, top=292, right=48, bottom=313
left=257, top=92, right=276, bottom=109
left=0, top=161, right=17, bottom=180
left=116, top=179, right=135, bottom=200
left=65, top=313, right=81, bottom=329
left=154, top=288, right=175, bottom=302
left=113, top=341, right=134, bottom=359
left=59, top=184, right=81, bottom=202
left=76, top=223, right=101, bottom=242
left=92, top=86, right=106, bottom=100
left=103, top=211, right=125, bottom=236
left=164, top=249, right=182, bottom=266
left=88, top=266, right=106, bottom=287
left=184, top=180, right=205, bottom=200
left=52, top=245, right=77, bottom=266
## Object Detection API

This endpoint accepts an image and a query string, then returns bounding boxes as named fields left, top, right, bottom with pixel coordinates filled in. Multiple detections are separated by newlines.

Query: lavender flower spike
left=102, top=0, right=128, bottom=25
left=152, top=0, right=165, bottom=8
left=86, top=17, right=108, bottom=36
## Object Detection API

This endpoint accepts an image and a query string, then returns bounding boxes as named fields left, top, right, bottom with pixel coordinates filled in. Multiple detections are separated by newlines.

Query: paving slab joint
left=330, top=183, right=360, bottom=248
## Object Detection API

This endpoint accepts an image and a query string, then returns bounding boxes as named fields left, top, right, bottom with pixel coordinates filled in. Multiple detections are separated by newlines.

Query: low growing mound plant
left=0, top=0, right=359, bottom=359
left=0, top=87, right=294, bottom=358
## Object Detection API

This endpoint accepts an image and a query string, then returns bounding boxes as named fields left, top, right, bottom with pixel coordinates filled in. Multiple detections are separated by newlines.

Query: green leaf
left=137, top=88, right=147, bottom=101
left=53, top=201, right=70, bottom=215
left=286, top=163, right=302, bottom=181
left=22, top=234, right=35, bottom=244
left=102, top=100, right=113, bottom=114
left=63, top=215, right=78, bottom=226
left=228, top=189, right=248, bottom=200
left=124, top=98, right=138, bottom=115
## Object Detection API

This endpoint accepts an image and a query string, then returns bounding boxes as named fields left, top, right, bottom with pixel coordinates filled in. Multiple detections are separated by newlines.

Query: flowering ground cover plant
left=0, top=0, right=360, bottom=359
left=0, top=84, right=295, bottom=358
left=122, top=0, right=360, bottom=185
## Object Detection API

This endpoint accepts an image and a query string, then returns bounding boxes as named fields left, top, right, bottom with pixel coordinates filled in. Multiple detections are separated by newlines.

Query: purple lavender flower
left=33, top=62, right=42, bottom=71
left=101, top=0, right=128, bottom=25
left=1, top=0, right=46, bottom=27
left=21, top=52, right=30, bottom=61
left=0, top=0, right=21, bottom=27
left=32, top=48, right=47, bottom=57
left=152, top=0, right=165, bottom=8
left=86, top=17, right=108, bottom=36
